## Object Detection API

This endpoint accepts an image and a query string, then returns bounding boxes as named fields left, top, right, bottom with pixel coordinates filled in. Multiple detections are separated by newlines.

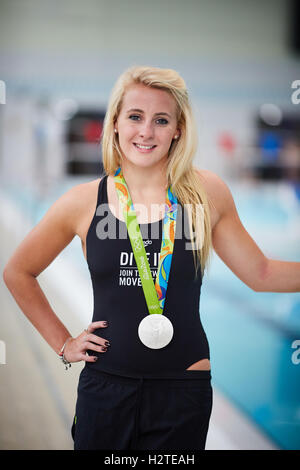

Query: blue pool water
left=201, top=181, right=300, bottom=450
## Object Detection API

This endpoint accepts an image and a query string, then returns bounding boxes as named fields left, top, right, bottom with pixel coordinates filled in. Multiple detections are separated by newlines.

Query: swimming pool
left=201, top=180, right=300, bottom=450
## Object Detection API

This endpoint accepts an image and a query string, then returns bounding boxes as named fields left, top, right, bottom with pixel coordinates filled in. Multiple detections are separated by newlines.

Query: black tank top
left=85, top=175, right=210, bottom=375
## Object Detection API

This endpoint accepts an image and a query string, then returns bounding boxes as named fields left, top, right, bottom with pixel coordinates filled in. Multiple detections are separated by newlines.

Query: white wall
left=0, top=0, right=296, bottom=98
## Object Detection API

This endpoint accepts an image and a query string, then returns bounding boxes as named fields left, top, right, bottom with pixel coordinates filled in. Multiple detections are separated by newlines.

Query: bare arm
left=2, top=183, right=108, bottom=362
left=199, top=170, right=300, bottom=293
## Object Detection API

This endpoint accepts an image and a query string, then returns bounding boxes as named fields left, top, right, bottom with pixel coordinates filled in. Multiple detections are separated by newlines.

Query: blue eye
left=128, top=115, right=168, bottom=125
left=156, top=118, right=168, bottom=125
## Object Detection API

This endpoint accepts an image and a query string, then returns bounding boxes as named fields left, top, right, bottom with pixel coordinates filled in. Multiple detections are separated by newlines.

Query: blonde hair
left=101, top=65, right=213, bottom=278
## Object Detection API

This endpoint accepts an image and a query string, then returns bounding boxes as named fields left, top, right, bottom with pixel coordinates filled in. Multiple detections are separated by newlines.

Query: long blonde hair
left=101, top=65, right=213, bottom=278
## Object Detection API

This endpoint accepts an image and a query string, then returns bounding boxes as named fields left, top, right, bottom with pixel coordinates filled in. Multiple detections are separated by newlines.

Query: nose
left=138, top=120, right=154, bottom=140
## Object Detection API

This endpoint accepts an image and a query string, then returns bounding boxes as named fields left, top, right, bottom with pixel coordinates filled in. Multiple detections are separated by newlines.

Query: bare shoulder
left=193, top=167, right=236, bottom=227
left=3, top=177, right=103, bottom=277
left=49, top=177, right=100, bottom=220
left=65, top=177, right=102, bottom=210
left=42, top=176, right=103, bottom=241
left=194, top=167, right=230, bottom=198
left=67, top=177, right=103, bottom=235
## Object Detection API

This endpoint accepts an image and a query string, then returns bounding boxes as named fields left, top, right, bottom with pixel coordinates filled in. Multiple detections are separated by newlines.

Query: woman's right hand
left=63, top=321, right=110, bottom=363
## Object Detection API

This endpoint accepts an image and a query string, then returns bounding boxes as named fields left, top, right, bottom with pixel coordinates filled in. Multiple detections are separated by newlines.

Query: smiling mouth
left=134, top=143, right=157, bottom=150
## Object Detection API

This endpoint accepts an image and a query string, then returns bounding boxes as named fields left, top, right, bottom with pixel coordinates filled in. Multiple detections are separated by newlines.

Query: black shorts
left=72, top=365, right=213, bottom=451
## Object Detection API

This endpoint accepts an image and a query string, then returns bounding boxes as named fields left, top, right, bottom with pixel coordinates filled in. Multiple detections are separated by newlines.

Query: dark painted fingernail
left=102, top=346, right=107, bottom=351
left=94, top=357, right=98, bottom=361
left=103, top=321, right=108, bottom=326
left=104, top=341, right=110, bottom=346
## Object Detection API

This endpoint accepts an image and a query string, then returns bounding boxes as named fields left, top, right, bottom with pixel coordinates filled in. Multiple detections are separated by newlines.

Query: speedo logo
left=144, top=240, right=152, bottom=247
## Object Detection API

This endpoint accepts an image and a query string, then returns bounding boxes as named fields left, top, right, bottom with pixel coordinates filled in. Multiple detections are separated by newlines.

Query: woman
left=3, top=66, right=300, bottom=451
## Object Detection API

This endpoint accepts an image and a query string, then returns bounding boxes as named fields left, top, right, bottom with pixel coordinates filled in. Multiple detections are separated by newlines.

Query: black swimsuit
left=73, top=174, right=212, bottom=450
left=85, top=175, right=210, bottom=375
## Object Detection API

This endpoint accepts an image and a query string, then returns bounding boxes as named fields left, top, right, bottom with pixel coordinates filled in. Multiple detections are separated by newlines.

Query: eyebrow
left=126, top=108, right=172, bottom=118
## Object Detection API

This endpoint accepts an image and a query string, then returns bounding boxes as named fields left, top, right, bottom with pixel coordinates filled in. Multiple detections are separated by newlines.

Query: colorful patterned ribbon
left=114, top=167, right=177, bottom=313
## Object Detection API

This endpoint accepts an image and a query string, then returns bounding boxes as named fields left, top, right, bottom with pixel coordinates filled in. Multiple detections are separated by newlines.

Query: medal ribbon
left=114, top=167, right=177, bottom=315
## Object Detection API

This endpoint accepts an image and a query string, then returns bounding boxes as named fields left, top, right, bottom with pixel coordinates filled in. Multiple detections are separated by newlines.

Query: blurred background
left=0, top=0, right=299, bottom=450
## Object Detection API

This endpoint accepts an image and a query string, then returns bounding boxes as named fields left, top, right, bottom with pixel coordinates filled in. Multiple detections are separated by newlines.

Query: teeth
left=135, top=144, right=155, bottom=149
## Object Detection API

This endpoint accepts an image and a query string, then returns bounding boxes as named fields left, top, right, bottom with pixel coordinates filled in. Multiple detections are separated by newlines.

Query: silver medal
left=138, top=314, right=174, bottom=349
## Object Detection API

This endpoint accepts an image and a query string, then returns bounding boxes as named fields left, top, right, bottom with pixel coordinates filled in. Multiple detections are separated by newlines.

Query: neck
left=119, top=160, right=168, bottom=197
